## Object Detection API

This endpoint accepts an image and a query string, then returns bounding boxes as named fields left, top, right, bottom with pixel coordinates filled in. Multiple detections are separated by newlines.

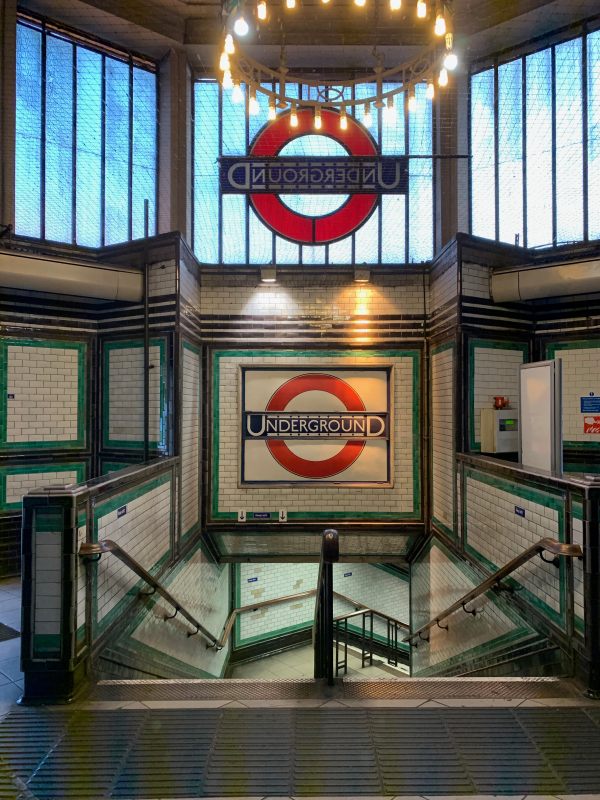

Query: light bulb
left=224, top=34, right=235, bottom=55
left=232, top=82, right=243, bottom=103
left=286, top=0, right=296, bottom=9
left=268, top=99, right=276, bottom=120
left=438, top=66, right=449, bottom=87
left=445, top=31, right=453, bottom=50
left=290, top=104, right=299, bottom=127
left=390, top=0, right=401, bottom=9
left=444, top=51, right=458, bottom=70
left=363, top=102, right=372, bottom=127
left=222, top=70, right=233, bottom=90
left=408, top=91, right=417, bottom=112
left=354, top=0, right=366, bottom=6
left=426, top=81, right=435, bottom=100
left=219, top=51, right=230, bottom=71
left=314, top=107, right=322, bottom=130
left=383, top=95, right=395, bottom=121
left=434, top=13, right=446, bottom=35
left=322, top=0, right=331, bottom=4
left=257, top=0, right=267, bottom=18
left=417, top=1, right=426, bottom=19
left=233, top=15, right=249, bottom=36
left=249, top=90, right=259, bottom=115
left=340, top=106, right=348, bottom=130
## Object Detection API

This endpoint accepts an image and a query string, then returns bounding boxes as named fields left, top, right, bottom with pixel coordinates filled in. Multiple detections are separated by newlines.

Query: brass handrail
left=79, top=540, right=219, bottom=648
left=404, top=537, right=582, bottom=645
left=213, top=589, right=408, bottom=650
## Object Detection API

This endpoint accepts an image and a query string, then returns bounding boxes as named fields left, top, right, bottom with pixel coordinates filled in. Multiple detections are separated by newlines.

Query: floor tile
left=0, top=638, right=21, bottom=660
left=0, top=656, right=22, bottom=683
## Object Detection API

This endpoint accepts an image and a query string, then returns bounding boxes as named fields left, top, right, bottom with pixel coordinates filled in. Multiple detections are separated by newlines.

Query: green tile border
left=102, top=338, right=167, bottom=451
left=0, top=461, right=86, bottom=512
left=431, top=341, right=456, bottom=538
left=181, top=340, right=202, bottom=543
left=0, top=337, right=87, bottom=451
left=210, top=349, right=422, bottom=522
left=468, top=338, right=529, bottom=452
left=547, top=340, right=600, bottom=451
left=570, top=498, right=585, bottom=635
left=411, top=537, right=533, bottom=677
left=91, top=472, right=173, bottom=636
left=463, top=467, right=567, bottom=630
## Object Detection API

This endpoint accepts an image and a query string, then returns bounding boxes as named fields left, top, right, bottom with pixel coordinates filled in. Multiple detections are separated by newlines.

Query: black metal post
left=584, top=485, right=600, bottom=697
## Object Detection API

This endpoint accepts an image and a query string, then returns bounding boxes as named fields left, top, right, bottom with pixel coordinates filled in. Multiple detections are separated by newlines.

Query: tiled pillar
left=20, top=495, right=87, bottom=703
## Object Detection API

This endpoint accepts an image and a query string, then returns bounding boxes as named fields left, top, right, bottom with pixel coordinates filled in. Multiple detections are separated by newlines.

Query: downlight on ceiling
left=260, top=266, right=277, bottom=283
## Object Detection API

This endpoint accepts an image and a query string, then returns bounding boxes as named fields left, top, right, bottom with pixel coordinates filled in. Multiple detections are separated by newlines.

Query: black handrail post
left=584, top=484, right=600, bottom=698
left=313, top=528, right=339, bottom=685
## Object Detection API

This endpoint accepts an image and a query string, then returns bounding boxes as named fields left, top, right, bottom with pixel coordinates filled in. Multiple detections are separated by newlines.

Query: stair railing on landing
left=404, top=537, right=582, bottom=646
left=79, top=539, right=219, bottom=648
left=333, top=602, right=410, bottom=676
left=313, top=528, right=340, bottom=685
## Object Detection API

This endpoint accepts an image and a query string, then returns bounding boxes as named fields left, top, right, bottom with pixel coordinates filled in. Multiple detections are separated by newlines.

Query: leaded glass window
left=15, top=15, right=158, bottom=246
left=192, top=79, right=434, bottom=265
left=470, top=25, right=600, bottom=248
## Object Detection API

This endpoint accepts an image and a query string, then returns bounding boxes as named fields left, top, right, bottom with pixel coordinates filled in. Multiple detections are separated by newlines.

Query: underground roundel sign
left=219, top=108, right=408, bottom=245
left=241, top=367, right=392, bottom=485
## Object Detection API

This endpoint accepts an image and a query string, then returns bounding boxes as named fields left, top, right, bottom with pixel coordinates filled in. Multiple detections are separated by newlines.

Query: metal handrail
left=214, top=590, right=316, bottom=650
left=333, top=591, right=410, bottom=631
left=313, top=529, right=340, bottom=684
left=79, top=540, right=219, bottom=648
left=404, top=537, right=582, bottom=645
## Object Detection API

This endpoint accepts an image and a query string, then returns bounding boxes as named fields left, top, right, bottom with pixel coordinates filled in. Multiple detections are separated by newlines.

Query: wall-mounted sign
left=584, top=416, right=600, bottom=434
left=219, top=109, right=407, bottom=245
left=240, top=367, right=392, bottom=485
left=117, top=505, right=127, bottom=518
left=581, top=395, right=600, bottom=413
left=515, top=506, right=526, bottom=517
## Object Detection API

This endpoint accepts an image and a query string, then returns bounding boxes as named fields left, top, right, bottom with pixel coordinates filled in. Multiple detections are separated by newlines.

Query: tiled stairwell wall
left=234, top=562, right=409, bottom=653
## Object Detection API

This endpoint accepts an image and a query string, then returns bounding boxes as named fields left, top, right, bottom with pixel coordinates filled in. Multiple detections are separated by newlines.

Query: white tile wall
left=132, top=543, right=229, bottom=678
left=572, top=504, right=584, bottom=631
left=96, top=477, right=171, bottom=625
left=552, top=345, right=600, bottom=443
left=238, top=562, right=318, bottom=644
left=333, top=563, right=409, bottom=642
left=34, top=527, right=62, bottom=638
left=430, top=264, right=457, bottom=312
left=6, top=470, right=79, bottom=505
left=473, top=344, right=524, bottom=444
left=431, top=346, right=454, bottom=531
left=6, top=343, right=81, bottom=443
left=181, top=344, right=201, bottom=538
left=214, top=353, right=417, bottom=516
left=107, top=344, right=162, bottom=443
left=77, top=518, right=87, bottom=637
left=411, top=540, right=520, bottom=675
left=148, top=260, right=177, bottom=297
left=465, top=473, right=563, bottom=619
left=180, top=261, right=201, bottom=309
left=200, top=273, right=426, bottom=318
left=462, top=262, right=491, bottom=299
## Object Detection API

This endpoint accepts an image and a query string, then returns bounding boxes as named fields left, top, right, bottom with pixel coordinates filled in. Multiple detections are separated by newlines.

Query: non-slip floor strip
left=1, top=706, right=600, bottom=798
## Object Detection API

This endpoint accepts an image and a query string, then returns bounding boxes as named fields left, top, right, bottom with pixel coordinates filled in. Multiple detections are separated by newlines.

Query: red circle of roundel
left=265, top=373, right=366, bottom=480
left=249, top=108, right=378, bottom=245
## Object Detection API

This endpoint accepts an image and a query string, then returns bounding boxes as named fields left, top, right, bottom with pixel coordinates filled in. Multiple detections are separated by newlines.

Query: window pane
left=222, top=195, right=246, bottom=263
left=194, top=81, right=219, bottom=263
left=105, top=58, right=130, bottom=244
left=497, top=58, right=523, bottom=245
left=382, top=82, right=404, bottom=155
left=249, top=206, right=272, bottom=263
left=525, top=48, right=553, bottom=247
left=222, top=84, right=246, bottom=155
left=132, top=67, right=157, bottom=238
left=555, top=38, right=583, bottom=244
left=15, top=24, right=42, bottom=238
left=409, top=82, right=432, bottom=262
left=354, top=205, right=379, bottom=263
left=587, top=30, right=600, bottom=240
left=382, top=195, right=405, bottom=262
left=45, top=35, right=73, bottom=243
left=470, top=68, right=495, bottom=239
left=75, top=48, right=102, bottom=247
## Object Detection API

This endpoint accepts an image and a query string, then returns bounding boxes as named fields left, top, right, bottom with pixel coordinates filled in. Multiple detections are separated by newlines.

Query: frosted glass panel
left=194, top=81, right=220, bottom=263
left=589, top=30, right=600, bottom=240
left=526, top=48, right=553, bottom=247
left=105, top=57, right=130, bottom=244
left=471, top=69, right=496, bottom=239
left=555, top=38, right=583, bottom=244
left=132, top=67, right=157, bottom=238
left=45, top=35, right=73, bottom=243
left=75, top=48, right=102, bottom=247
left=15, top=24, right=42, bottom=238
left=498, top=59, right=523, bottom=246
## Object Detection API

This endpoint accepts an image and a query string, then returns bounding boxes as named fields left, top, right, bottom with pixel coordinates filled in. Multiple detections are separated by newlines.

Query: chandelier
left=218, top=0, right=457, bottom=127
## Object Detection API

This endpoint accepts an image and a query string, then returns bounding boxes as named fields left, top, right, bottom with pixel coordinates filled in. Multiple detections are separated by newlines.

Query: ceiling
left=21, top=0, right=600, bottom=71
